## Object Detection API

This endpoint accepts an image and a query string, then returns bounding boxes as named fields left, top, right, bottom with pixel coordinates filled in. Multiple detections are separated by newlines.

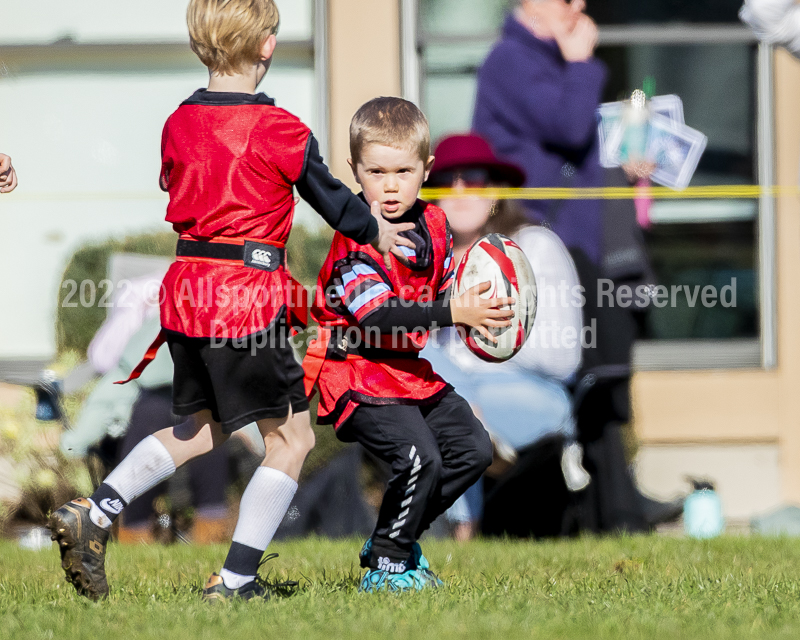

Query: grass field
left=3, top=535, right=800, bottom=640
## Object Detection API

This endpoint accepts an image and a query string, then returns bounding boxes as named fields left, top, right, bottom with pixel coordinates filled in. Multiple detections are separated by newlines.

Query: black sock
left=90, top=483, right=128, bottom=523
left=222, top=541, right=264, bottom=578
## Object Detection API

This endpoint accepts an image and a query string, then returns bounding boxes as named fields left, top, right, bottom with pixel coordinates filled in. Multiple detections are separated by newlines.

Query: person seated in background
left=423, top=133, right=683, bottom=539
left=0, top=154, right=18, bottom=193
left=421, top=133, right=590, bottom=540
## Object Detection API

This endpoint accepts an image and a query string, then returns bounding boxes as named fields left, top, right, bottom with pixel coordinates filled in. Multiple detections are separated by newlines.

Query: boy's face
left=350, top=143, right=435, bottom=219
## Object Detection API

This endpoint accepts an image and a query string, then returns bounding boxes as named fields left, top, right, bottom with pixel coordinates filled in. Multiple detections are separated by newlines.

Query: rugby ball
left=453, top=233, right=536, bottom=362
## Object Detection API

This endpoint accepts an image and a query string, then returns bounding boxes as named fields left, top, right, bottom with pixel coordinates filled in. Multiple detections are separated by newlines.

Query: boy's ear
left=347, top=158, right=361, bottom=185
left=423, top=155, right=436, bottom=181
left=260, top=34, right=277, bottom=61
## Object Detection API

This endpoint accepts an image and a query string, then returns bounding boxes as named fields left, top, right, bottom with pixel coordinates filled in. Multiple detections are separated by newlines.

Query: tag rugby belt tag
left=175, top=238, right=285, bottom=272
left=243, top=241, right=282, bottom=272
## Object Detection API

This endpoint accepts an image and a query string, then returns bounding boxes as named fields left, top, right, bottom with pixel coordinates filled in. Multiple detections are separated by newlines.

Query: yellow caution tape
left=2, top=185, right=799, bottom=203
left=420, top=185, right=800, bottom=200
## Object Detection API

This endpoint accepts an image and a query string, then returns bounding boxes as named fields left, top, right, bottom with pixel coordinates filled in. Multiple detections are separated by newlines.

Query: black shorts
left=166, top=314, right=309, bottom=433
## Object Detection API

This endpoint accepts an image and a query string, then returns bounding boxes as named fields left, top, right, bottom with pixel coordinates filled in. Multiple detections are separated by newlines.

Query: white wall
left=635, top=444, right=783, bottom=523
left=0, top=0, right=312, bottom=44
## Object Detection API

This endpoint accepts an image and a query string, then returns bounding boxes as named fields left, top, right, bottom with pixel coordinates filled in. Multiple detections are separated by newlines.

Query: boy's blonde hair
left=350, top=97, right=431, bottom=165
left=188, top=0, right=280, bottom=75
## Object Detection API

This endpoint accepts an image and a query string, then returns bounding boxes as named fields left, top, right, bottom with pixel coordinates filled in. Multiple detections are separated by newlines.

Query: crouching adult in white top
left=420, top=133, right=590, bottom=540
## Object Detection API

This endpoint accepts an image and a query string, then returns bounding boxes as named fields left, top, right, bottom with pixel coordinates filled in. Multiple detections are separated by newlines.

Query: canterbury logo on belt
left=250, top=248, right=274, bottom=267
left=176, top=237, right=286, bottom=273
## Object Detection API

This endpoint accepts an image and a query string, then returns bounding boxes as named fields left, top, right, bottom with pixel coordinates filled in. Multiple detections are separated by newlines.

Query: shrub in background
left=55, top=232, right=175, bottom=357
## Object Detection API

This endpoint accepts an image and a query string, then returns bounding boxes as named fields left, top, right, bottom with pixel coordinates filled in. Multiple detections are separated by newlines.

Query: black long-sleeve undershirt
left=358, top=290, right=454, bottom=334
left=295, top=135, right=379, bottom=246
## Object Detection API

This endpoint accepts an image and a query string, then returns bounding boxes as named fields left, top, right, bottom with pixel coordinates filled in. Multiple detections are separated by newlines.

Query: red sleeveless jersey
left=158, top=91, right=309, bottom=339
left=304, top=201, right=455, bottom=429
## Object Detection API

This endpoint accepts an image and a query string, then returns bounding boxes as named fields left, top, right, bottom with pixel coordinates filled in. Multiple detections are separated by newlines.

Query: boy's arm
left=329, top=253, right=453, bottom=334
left=295, top=135, right=379, bottom=245
left=359, top=291, right=453, bottom=334
left=360, top=226, right=457, bottom=333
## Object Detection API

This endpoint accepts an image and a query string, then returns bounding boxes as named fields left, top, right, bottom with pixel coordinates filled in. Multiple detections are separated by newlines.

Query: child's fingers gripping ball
left=454, top=233, right=537, bottom=362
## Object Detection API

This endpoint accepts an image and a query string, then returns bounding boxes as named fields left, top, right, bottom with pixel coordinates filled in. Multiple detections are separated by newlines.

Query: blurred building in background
left=0, top=0, right=318, bottom=362
left=2, top=0, right=800, bottom=523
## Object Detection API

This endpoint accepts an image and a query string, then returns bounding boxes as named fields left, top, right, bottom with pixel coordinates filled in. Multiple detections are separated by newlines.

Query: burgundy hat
left=427, top=133, right=525, bottom=187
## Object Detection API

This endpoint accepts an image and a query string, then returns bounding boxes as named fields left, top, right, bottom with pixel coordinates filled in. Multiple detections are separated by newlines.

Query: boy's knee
left=416, top=448, right=443, bottom=481
left=283, top=420, right=315, bottom=460
left=294, top=421, right=316, bottom=456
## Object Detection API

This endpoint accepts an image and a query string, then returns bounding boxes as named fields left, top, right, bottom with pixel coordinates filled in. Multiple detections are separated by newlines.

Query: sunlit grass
left=2, top=535, right=800, bottom=640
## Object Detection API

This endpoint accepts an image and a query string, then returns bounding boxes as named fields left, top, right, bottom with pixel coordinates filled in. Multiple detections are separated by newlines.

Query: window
left=591, top=0, right=745, bottom=25
left=596, top=42, right=759, bottom=346
left=414, top=0, right=773, bottom=368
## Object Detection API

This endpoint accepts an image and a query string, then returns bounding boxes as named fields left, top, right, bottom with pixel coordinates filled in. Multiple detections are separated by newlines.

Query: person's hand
left=0, top=154, right=18, bottom=193
left=451, top=281, right=515, bottom=344
left=553, top=13, right=598, bottom=63
left=622, top=161, right=656, bottom=184
left=368, top=200, right=417, bottom=269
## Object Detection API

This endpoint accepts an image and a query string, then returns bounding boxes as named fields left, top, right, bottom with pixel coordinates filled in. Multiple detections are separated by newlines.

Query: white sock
left=219, top=568, right=255, bottom=590
left=232, top=467, right=297, bottom=549
left=220, top=467, right=297, bottom=589
left=104, top=435, right=177, bottom=504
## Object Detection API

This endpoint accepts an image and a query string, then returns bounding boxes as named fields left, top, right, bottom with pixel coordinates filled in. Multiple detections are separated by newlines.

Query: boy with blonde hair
left=304, top=97, right=513, bottom=591
left=48, top=0, right=413, bottom=602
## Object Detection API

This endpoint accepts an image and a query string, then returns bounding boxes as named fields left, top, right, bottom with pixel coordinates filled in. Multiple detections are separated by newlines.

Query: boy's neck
left=207, top=68, right=260, bottom=94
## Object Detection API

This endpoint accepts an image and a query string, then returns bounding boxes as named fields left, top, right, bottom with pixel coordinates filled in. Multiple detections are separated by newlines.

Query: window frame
left=404, top=9, right=777, bottom=370
left=314, top=0, right=330, bottom=158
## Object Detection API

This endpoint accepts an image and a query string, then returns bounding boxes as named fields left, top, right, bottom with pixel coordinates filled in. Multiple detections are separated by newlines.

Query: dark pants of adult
left=338, top=390, right=493, bottom=569
left=120, top=386, right=229, bottom=526
left=569, top=248, right=649, bottom=533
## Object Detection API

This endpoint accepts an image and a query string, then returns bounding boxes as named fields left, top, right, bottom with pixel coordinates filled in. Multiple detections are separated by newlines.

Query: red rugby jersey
left=159, top=89, right=377, bottom=339
left=304, top=200, right=456, bottom=429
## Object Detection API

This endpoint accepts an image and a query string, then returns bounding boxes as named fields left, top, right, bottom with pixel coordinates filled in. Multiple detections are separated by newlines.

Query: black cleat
left=47, top=498, right=110, bottom=601
left=202, top=553, right=298, bottom=602
left=202, top=573, right=270, bottom=601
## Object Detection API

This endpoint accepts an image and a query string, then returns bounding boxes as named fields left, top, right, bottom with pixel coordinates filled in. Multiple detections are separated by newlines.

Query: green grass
left=2, top=535, right=800, bottom=640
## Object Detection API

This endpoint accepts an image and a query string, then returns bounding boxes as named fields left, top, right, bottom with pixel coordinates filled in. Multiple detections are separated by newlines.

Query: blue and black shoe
left=359, top=568, right=392, bottom=592
left=410, top=543, right=444, bottom=587
left=359, top=537, right=373, bottom=568
left=358, top=539, right=443, bottom=592
left=386, top=569, right=434, bottom=591
left=359, top=567, right=433, bottom=593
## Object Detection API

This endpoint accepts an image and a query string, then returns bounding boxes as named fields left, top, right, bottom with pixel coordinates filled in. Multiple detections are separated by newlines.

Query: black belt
left=327, top=327, right=420, bottom=361
left=176, top=239, right=285, bottom=273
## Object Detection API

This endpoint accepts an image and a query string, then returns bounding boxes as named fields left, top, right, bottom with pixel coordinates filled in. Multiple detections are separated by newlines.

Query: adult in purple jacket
left=473, top=0, right=606, bottom=265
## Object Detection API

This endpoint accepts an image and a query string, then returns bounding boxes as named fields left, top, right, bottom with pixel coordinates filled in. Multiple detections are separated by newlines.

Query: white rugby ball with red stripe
left=454, top=233, right=536, bottom=362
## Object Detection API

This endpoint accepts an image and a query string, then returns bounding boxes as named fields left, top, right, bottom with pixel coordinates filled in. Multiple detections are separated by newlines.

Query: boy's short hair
left=350, top=97, right=431, bottom=164
left=188, top=0, right=280, bottom=75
